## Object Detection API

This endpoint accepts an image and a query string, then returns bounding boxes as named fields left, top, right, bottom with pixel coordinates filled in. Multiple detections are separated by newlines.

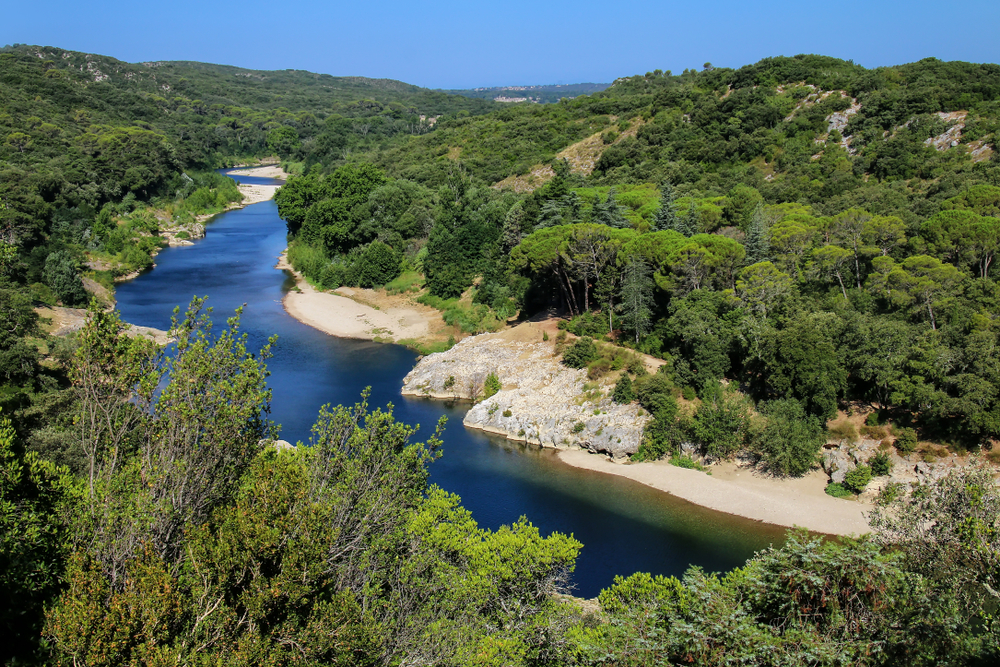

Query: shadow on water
left=115, top=178, right=786, bottom=598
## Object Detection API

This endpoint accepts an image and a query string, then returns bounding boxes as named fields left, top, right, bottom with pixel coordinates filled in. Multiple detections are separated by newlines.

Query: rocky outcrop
left=159, top=222, right=205, bottom=247
left=401, top=334, right=648, bottom=458
left=822, top=437, right=976, bottom=500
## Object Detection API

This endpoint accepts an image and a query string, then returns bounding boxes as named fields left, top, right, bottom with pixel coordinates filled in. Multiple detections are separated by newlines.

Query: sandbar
left=278, top=254, right=435, bottom=342
left=558, top=449, right=870, bottom=535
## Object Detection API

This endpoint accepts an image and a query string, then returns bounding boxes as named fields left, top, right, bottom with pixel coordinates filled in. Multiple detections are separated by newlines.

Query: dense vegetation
left=442, top=82, right=611, bottom=104
left=280, top=54, right=1000, bottom=465
left=3, top=45, right=1000, bottom=665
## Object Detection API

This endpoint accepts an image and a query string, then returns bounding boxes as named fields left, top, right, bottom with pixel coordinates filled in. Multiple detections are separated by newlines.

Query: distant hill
left=441, top=83, right=611, bottom=104
left=0, top=44, right=500, bottom=116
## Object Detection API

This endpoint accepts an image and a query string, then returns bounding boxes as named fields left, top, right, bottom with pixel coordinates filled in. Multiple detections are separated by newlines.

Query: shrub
left=502, top=409, right=512, bottom=418
left=483, top=372, right=501, bottom=399
left=682, top=386, right=696, bottom=401
left=355, top=240, right=402, bottom=288
left=633, top=373, right=675, bottom=414
left=828, top=420, right=859, bottom=443
left=750, top=399, right=825, bottom=477
left=572, top=421, right=585, bottom=434
left=825, top=482, right=853, bottom=499
left=869, top=452, right=893, bottom=476
left=669, top=453, right=707, bottom=471
left=895, top=427, right=918, bottom=454
left=587, top=358, right=612, bottom=380
left=865, top=412, right=881, bottom=427
left=844, top=464, right=873, bottom=493
left=562, top=336, right=599, bottom=368
left=691, top=386, right=750, bottom=460
left=43, top=251, right=88, bottom=306
left=613, top=374, right=635, bottom=404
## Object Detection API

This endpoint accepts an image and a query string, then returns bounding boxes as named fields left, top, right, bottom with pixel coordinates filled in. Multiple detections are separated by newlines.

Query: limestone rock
left=401, top=334, right=648, bottom=458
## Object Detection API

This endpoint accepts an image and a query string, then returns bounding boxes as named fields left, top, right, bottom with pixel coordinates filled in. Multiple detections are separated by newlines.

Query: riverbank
left=402, top=324, right=873, bottom=536
left=229, top=164, right=287, bottom=206
left=278, top=253, right=447, bottom=346
left=559, top=450, right=870, bottom=535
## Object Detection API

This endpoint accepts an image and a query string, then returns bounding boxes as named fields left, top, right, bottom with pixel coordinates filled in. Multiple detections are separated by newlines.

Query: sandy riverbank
left=228, top=165, right=287, bottom=179
left=558, top=449, right=870, bottom=535
left=229, top=165, right=288, bottom=206
left=277, top=254, right=443, bottom=343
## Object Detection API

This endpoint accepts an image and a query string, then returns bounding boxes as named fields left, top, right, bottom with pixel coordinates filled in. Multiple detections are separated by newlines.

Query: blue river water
left=113, top=171, right=786, bottom=597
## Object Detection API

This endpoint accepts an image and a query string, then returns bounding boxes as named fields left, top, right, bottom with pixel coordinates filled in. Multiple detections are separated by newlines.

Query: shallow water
left=114, top=172, right=785, bottom=597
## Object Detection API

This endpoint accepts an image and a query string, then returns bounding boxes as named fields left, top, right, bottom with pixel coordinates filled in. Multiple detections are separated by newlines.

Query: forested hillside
left=4, top=47, right=1000, bottom=665
left=279, top=54, right=1000, bottom=459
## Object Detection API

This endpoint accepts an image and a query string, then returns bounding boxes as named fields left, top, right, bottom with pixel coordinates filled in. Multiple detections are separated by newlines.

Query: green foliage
left=669, top=453, right=708, bottom=471
left=691, top=385, right=751, bottom=459
left=824, top=482, right=854, bottom=498
left=484, top=371, right=502, bottom=399
left=750, top=398, right=826, bottom=476
left=895, top=427, right=918, bottom=454
left=0, top=410, right=74, bottom=664
left=612, top=373, right=635, bottom=404
left=562, top=336, right=600, bottom=368
left=869, top=451, right=893, bottom=476
left=43, top=250, right=87, bottom=306
left=844, top=464, right=873, bottom=493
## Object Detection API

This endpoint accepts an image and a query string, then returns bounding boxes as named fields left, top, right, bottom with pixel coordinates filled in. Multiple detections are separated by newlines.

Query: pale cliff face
left=401, top=334, right=647, bottom=458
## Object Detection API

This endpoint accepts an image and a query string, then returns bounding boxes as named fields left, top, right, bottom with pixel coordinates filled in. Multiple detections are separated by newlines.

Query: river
left=114, top=171, right=786, bottom=598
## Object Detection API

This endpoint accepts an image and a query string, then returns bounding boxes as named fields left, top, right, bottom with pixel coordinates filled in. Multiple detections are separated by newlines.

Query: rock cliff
left=401, top=333, right=648, bottom=458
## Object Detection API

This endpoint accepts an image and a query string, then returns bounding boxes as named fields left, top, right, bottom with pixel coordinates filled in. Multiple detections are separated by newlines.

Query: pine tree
left=593, top=188, right=629, bottom=229
left=676, top=204, right=698, bottom=237
left=744, top=203, right=771, bottom=265
left=653, top=182, right=678, bottom=232
left=618, top=257, right=654, bottom=343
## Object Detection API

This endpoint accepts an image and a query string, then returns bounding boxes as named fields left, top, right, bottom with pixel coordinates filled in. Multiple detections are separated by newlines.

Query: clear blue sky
left=4, top=0, right=998, bottom=89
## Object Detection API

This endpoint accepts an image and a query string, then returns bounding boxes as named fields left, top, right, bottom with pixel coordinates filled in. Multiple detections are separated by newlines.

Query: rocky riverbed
left=401, top=328, right=648, bottom=458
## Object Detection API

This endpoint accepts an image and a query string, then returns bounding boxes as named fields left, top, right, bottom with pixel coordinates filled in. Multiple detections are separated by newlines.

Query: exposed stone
left=401, top=334, right=648, bottom=458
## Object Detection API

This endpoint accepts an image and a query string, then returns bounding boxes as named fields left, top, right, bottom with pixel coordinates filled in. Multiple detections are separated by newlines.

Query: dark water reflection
left=114, top=174, right=785, bottom=597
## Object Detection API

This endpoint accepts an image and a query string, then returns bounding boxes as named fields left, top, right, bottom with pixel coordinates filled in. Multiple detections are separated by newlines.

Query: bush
left=483, top=372, right=501, bottom=399
left=633, top=373, right=674, bottom=414
left=562, top=336, right=599, bottom=368
left=750, top=399, right=825, bottom=477
left=572, top=421, right=585, bottom=434
left=895, top=427, right=917, bottom=454
left=355, top=240, right=402, bottom=288
left=634, top=398, right=686, bottom=462
left=669, top=453, right=707, bottom=471
left=43, top=251, right=88, bottom=306
left=613, top=374, right=635, bottom=404
left=844, top=464, right=873, bottom=493
left=587, top=358, right=612, bottom=380
left=828, top=420, right=859, bottom=443
left=824, top=482, right=853, bottom=498
left=691, top=386, right=750, bottom=460
left=869, top=451, right=893, bottom=476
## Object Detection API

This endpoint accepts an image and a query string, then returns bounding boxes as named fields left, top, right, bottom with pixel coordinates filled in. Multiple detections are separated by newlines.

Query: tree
left=691, top=385, right=751, bottom=459
left=5, top=132, right=31, bottom=153
left=753, top=313, right=846, bottom=420
left=266, top=126, right=301, bottom=156
left=44, top=250, right=88, bottom=306
left=355, top=240, right=401, bottom=287
left=831, top=208, right=872, bottom=288
left=808, top=244, right=853, bottom=301
left=870, top=467, right=1000, bottom=640
left=592, top=188, right=629, bottom=229
left=770, top=215, right=818, bottom=279
left=734, top=261, right=792, bottom=317
left=722, top=184, right=763, bottom=231
left=885, top=255, right=964, bottom=330
left=0, top=411, right=73, bottom=664
left=562, top=336, right=599, bottom=368
left=743, top=203, right=771, bottom=265
left=619, top=257, right=654, bottom=343
left=652, top=182, right=678, bottom=232
left=751, top=398, right=826, bottom=476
